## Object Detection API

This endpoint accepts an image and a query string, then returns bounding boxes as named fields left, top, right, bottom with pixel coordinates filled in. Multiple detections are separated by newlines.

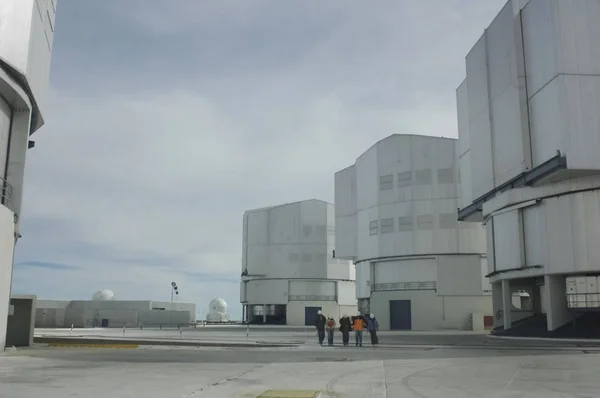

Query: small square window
left=301, top=253, right=313, bottom=263
left=397, top=171, right=412, bottom=187
left=439, top=213, right=457, bottom=229
left=414, top=170, right=432, bottom=186
left=417, top=215, right=434, bottom=230
left=398, top=216, right=413, bottom=231
left=437, top=168, right=455, bottom=184
left=369, top=220, right=379, bottom=236
left=379, top=175, right=394, bottom=190
left=380, top=218, right=394, bottom=234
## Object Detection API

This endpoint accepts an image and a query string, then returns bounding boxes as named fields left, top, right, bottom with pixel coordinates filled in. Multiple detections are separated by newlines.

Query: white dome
left=206, top=297, right=229, bottom=322
left=92, top=289, right=115, bottom=301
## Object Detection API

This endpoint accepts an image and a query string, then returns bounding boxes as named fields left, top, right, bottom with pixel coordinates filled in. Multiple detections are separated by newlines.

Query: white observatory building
left=458, top=0, right=600, bottom=336
left=335, top=134, right=492, bottom=330
left=206, top=298, right=229, bottom=322
left=240, top=199, right=357, bottom=325
left=0, top=0, right=58, bottom=349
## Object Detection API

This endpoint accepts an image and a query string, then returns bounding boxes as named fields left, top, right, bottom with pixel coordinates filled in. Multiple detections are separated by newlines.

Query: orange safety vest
left=353, top=318, right=365, bottom=331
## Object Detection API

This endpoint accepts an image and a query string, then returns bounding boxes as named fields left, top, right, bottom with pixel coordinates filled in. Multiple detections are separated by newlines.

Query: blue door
left=389, top=300, right=411, bottom=330
left=304, top=306, right=321, bottom=326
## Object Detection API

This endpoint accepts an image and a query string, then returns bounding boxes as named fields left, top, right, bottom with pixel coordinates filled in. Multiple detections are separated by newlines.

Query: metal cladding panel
left=469, top=110, right=494, bottom=198
left=0, top=98, right=10, bottom=179
left=458, top=152, right=473, bottom=209
left=289, top=280, right=335, bottom=296
left=334, top=214, right=356, bottom=260
left=456, top=79, right=470, bottom=158
left=336, top=281, right=356, bottom=305
left=355, top=262, right=370, bottom=299
left=355, top=144, right=378, bottom=211
left=373, top=258, right=437, bottom=285
left=492, top=210, right=525, bottom=271
left=0, top=0, right=57, bottom=116
left=437, top=255, right=482, bottom=296
left=466, top=36, right=491, bottom=123
left=522, top=204, right=548, bottom=267
left=485, top=219, right=495, bottom=274
left=245, top=279, right=288, bottom=305
left=243, top=200, right=330, bottom=280
left=334, top=166, right=356, bottom=217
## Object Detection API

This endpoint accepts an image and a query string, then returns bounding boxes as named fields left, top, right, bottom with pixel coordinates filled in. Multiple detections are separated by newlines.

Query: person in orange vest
left=326, top=316, right=336, bottom=346
left=352, top=312, right=366, bottom=347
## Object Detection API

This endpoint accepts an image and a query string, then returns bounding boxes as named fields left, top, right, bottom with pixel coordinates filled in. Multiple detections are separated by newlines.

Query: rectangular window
left=301, top=253, right=313, bottom=263
left=398, top=216, right=413, bottom=231
left=289, top=253, right=299, bottom=262
left=414, top=170, right=432, bottom=186
left=439, top=213, right=457, bottom=229
left=417, top=215, right=434, bottom=230
left=369, top=220, right=379, bottom=236
left=380, top=218, right=394, bottom=234
left=379, top=175, right=394, bottom=190
left=397, top=171, right=412, bottom=187
left=437, top=168, right=454, bottom=184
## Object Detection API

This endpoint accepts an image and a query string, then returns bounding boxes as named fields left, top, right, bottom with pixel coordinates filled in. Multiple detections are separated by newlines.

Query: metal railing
left=0, top=176, right=12, bottom=211
left=372, top=281, right=437, bottom=292
left=288, top=294, right=336, bottom=301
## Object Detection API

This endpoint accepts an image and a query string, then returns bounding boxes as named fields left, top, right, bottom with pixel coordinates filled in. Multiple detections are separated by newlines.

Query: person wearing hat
left=338, top=314, right=351, bottom=346
left=367, top=313, right=379, bottom=345
left=314, top=309, right=327, bottom=346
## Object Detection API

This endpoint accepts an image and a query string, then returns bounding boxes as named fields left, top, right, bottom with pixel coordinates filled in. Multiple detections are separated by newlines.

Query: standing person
left=326, top=317, right=336, bottom=346
left=367, top=313, right=379, bottom=345
left=352, top=312, right=366, bottom=347
left=314, top=310, right=326, bottom=346
left=339, top=314, right=351, bottom=346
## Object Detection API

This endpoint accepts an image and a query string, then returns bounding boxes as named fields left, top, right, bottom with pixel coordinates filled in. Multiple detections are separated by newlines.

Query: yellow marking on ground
left=257, top=391, right=321, bottom=398
left=48, top=343, right=139, bottom=349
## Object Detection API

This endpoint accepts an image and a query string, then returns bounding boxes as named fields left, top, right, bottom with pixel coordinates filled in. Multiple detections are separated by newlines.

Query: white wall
left=0, top=206, right=15, bottom=348
left=334, top=166, right=357, bottom=259
left=0, top=97, right=10, bottom=180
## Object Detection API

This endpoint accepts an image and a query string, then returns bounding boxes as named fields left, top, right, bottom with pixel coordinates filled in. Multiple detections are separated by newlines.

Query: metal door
left=101, top=318, right=109, bottom=327
left=304, top=306, right=321, bottom=326
left=389, top=300, right=412, bottom=330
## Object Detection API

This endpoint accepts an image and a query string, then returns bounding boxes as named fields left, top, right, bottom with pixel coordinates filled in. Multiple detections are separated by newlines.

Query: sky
left=11, top=0, right=508, bottom=319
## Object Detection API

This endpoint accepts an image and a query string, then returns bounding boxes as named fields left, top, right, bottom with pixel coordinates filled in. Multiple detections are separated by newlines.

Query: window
left=380, top=218, right=394, bottom=234
left=289, top=253, right=299, bottom=262
left=414, top=170, right=432, bottom=186
left=369, top=220, right=379, bottom=235
left=301, top=253, right=313, bottom=263
left=437, top=168, right=454, bottom=184
left=417, top=215, right=434, bottom=230
left=439, top=213, right=457, bottom=229
left=398, top=216, right=413, bottom=231
left=397, top=171, right=412, bottom=187
left=379, top=175, right=393, bottom=190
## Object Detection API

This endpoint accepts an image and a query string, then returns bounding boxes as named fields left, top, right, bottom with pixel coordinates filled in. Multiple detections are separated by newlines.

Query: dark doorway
left=304, top=306, right=321, bottom=326
left=390, top=300, right=412, bottom=330
left=101, top=318, right=109, bottom=328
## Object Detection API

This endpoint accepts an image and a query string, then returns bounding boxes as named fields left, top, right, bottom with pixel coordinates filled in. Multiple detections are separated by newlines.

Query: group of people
left=314, top=310, right=379, bottom=347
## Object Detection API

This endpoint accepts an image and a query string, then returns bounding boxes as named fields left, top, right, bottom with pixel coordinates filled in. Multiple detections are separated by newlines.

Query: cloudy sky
left=12, top=0, right=507, bottom=319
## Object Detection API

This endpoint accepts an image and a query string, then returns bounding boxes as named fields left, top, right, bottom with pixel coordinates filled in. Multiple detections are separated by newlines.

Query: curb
left=487, top=334, right=600, bottom=345
left=48, top=343, right=139, bottom=349
left=34, top=336, right=301, bottom=349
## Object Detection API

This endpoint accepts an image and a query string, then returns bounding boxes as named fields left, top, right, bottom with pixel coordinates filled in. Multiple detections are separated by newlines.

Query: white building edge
left=335, top=134, right=492, bottom=331
left=240, top=199, right=357, bottom=326
left=0, top=0, right=58, bottom=349
left=458, top=0, right=600, bottom=334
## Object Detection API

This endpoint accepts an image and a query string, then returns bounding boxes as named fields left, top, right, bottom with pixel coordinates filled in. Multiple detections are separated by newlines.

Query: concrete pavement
left=2, top=342, right=600, bottom=397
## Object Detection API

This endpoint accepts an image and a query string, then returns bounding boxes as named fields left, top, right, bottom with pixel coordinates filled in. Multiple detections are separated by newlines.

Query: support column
left=532, top=283, right=542, bottom=315
left=502, top=279, right=512, bottom=330
left=491, top=282, right=504, bottom=329
left=263, top=305, right=267, bottom=324
left=544, top=275, right=572, bottom=331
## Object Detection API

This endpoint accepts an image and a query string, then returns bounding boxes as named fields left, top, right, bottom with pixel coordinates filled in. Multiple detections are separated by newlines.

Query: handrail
left=0, top=176, right=12, bottom=212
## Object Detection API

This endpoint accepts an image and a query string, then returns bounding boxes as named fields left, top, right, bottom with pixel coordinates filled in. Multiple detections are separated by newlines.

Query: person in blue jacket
left=367, top=313, right=379, bottom=345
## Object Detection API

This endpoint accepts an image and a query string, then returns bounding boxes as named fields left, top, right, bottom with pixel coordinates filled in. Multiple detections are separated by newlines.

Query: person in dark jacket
left=367, top=313, right=379, bottom=345
left=338, top=314, right=351, bottom=346
left=314, top=310, right=326, bottom=346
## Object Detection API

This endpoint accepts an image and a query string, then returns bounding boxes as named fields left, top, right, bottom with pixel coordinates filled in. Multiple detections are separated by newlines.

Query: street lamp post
left=171, top=281, right=179, bottom=302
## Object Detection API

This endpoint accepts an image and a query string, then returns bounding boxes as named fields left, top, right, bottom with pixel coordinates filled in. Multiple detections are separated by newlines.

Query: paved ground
left=2, top=342, right=600, bottom=397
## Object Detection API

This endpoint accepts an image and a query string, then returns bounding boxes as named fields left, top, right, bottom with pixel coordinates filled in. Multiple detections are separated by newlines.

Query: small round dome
left=92, top=289, right=115, bottom=301
left=209, top=297, right=227, bottom=313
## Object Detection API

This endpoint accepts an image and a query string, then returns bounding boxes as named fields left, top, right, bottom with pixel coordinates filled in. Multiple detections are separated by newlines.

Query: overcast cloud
left=12, top=0, right=507, bottom=319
